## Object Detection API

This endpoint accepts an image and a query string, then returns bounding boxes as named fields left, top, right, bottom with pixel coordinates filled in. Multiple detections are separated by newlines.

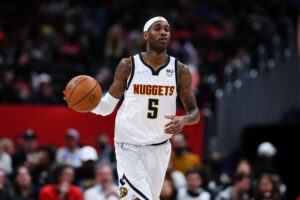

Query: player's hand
left=164, top=115, right=185, bottom=134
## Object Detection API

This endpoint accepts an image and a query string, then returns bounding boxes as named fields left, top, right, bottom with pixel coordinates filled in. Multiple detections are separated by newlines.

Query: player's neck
left=142, top=50, right=167, bottom=69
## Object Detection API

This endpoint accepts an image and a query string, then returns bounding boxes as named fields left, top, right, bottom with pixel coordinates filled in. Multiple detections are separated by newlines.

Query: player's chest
left=133, top=67, right=176, bottom=85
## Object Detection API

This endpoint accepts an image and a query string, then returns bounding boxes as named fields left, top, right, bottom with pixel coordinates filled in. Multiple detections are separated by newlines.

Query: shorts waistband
left=115, top=140, right=169, bottom=147
left=149, top=139, right=168, bottom=146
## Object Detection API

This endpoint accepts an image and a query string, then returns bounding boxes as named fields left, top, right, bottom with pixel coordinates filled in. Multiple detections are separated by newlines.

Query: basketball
left=64, top=75, right=102, bottom=113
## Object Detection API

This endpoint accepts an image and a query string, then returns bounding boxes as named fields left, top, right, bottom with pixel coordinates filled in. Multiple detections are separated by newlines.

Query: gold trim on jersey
left=140, top=53, right=168, bottom=72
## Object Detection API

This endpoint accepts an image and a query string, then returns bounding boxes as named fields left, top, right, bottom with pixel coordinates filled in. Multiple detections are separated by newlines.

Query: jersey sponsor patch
left=120, top=186, right=128, bottom=199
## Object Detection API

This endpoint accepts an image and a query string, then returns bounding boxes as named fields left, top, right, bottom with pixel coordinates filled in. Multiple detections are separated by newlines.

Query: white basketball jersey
left=115, top=53, right=178, bottom=145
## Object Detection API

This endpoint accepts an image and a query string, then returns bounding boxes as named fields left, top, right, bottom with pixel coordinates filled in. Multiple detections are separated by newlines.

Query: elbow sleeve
left=91, top=92, right=119, bottom=116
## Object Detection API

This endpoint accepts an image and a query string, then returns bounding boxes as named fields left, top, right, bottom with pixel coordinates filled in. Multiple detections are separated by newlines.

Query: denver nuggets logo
left=120, top=186, right=128, bottom=199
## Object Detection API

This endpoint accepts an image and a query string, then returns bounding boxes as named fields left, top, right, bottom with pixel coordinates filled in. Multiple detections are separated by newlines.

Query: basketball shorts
left=115, top=140, right=171, bottom=200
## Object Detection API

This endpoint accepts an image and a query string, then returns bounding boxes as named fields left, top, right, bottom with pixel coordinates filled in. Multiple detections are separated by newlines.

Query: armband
left=91, top=92, right=119, bottom=116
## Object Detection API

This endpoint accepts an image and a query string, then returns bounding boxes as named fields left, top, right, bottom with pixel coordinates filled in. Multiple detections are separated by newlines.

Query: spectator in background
left=216, top=173, right=252, bottom=200
left=271, top=174, right=287, bottom=199
left=165, top=160, right=186, bottom=189
left=0, top=0, right=296, bottom=109
left=56, top=128, right=82, bottom=168
left=160, top=177, right=177, bottom=200
left=0, top=138, right=15, bottom=155
left=75, top=146, right=98, bottom=190
left=103, top=24, right=126, bottom=68
left=95, top=133, right=117, bottom=180
left=253, top=173, right=280, bottom=200
left=189, top=64, right=201, bottom=94
left=171, top=132, right=201, bottom=174
left=95, top=68, right=113, bottom=95
left=26, top=73, right=59, bottom=105
left=39, top=165, right=83, bottom=200
left=0, top=139, right=12, bottom=175
left=203, top=151, right=225, bottom=194
left=11, top=166, right=39, bottom=200
left=200, top=165, right=218, bottom=199
left=96, top=133, right=115, bottom=167
left=13, top=135, right=23, bottom=153
left=177, top=169, right=210, bottom=200
left=235, top=159, right=253, bottom=177
left=29, top=146, right=56, bottom=186
left=12, top=129, right=38, bottom=170
left=0, top=168, right=12, bottom=200
left=253, top=142, right=277, bottom=179
left=84, top=164, right=119, bottom=200
left=0, top=70, right=20, bottom=103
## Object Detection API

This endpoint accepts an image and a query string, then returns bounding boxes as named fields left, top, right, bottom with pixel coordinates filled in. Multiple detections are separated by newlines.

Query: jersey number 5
left=147, top=99, right=159, bottom=119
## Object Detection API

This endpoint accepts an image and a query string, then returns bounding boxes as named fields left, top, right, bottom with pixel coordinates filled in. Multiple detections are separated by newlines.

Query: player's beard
left=148, top=35, right=168, bottom=54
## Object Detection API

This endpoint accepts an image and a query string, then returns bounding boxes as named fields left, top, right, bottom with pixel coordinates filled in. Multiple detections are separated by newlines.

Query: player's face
left=145, top=21, right=170, bottom=53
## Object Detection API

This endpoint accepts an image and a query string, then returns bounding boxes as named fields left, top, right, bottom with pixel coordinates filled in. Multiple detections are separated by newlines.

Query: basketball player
left=93, top=16, right=199, bottom=200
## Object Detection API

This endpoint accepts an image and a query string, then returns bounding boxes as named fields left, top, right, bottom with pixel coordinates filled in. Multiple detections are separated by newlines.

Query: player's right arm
left=91, top=58, right=132, bottom=116
left=107, top=58, right=132, bottom=99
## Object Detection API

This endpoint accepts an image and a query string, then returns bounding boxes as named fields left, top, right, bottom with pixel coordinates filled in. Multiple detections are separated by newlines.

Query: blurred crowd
left=0, top=0, right=299, bottom=198
left=0, top=129, right=294, bottom=200
left=0, top=0, right=298, bottom=111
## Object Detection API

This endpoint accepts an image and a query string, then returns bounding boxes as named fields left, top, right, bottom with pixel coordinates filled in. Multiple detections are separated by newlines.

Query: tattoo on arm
left=178, top=62, right=200, bottom=125
left=108, top=58, right=132, bottom=99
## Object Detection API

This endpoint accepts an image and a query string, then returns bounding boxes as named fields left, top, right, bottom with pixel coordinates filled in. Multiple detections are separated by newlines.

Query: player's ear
left=144, top=32, right=148, bottom=40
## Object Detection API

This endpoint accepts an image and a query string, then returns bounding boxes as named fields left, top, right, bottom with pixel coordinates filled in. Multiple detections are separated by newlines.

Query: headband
left=143, top=16, right=169, bottom=32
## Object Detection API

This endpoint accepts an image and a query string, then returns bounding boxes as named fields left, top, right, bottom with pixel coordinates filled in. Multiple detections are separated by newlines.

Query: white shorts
left=115, top=140, right=171, bottom=200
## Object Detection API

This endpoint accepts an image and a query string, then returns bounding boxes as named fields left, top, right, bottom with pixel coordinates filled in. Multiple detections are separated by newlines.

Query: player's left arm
left=164, top=62, right=200, bottom=134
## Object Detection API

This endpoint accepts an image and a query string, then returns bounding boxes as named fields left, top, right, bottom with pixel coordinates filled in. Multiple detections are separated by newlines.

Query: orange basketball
left=64, top=75, right=102, bottom=113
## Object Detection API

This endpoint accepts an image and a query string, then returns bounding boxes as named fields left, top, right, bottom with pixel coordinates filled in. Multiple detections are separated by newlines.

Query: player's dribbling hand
left=164, top=115, right=185, bottom=134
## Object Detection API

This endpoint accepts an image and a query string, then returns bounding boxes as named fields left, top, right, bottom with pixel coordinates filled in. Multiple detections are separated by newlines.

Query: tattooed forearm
left=108, top=58, right=132, bottom=99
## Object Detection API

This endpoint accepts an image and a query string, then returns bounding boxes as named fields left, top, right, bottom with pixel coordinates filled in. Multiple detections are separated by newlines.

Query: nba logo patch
left=166, top=69, right=174, bottom=77
left=120, top=186, right=128, bottom=199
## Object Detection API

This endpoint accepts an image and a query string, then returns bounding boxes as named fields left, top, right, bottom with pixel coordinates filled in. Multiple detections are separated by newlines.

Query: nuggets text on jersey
left=133, top=84, right=175, bottom=96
